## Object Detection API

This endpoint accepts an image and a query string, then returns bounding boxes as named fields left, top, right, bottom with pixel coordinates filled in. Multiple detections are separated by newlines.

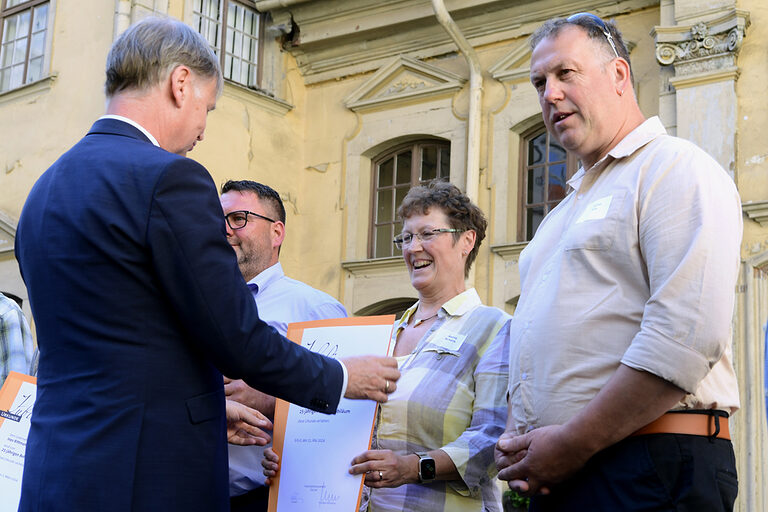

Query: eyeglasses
left=566, top=12, right=620, bottom=59
left=225, top=210, right=276, bottom=230
left=393, top=228, right=464, bottom=250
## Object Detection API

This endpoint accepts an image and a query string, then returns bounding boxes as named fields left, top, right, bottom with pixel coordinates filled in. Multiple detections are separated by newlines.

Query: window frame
left=0, top=0, right=50, bottom=93
left=368, top=140, right=451, bottom=259
left=517, top=125, right=578, bottom=242
left=192, top=0, right=265, bottom=90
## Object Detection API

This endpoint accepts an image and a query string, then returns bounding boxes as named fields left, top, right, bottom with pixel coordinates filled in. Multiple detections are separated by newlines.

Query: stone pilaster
left=652, top=9, right=749, bottom=177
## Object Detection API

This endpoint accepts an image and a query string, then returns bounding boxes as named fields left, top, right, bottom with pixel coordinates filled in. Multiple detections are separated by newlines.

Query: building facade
left=0, top=0, right=766, bottom=507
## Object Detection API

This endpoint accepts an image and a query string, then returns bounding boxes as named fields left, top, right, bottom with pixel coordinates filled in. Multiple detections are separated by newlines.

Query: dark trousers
left=530, top=434, right=738, bottom=512
left=230, top=486, right=269, bottom=512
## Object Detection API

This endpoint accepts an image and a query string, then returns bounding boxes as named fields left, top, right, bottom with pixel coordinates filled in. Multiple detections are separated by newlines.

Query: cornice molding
left=221, top=81, right=294, bottom=115
left=652, top=9, right=750, bottom=80
left=743, top=200, right=768, bottom=228
left=0, top=210, right=17, bottom=255
left=490, top=241, right=528, bottom=260
left=344, top=55, right=465, bottom=112
left=260, top=0, right=659, bottom=84
left=341, top=257, right=407, bottom=275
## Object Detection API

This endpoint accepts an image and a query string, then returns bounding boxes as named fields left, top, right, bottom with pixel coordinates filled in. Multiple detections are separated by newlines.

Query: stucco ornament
left=654, top=12, right=748, bottom=68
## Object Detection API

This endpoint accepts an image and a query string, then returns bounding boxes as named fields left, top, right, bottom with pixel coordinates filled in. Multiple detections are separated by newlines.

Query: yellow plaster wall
left=0, top=0, right=113, bottom=219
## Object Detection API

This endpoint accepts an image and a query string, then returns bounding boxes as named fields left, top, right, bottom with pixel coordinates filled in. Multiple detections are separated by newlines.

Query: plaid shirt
left=363, top=288, right=510, bottom=511
left=0, top=294, right=34, bottom=384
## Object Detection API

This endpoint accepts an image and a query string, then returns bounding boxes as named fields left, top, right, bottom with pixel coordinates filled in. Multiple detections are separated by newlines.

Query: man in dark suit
left=14, top=17, right=399, bottom=511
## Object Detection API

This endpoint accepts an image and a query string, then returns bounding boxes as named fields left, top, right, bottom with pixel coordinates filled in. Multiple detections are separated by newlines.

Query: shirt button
left=521, top=373, right=528, bottom=380
left=436, top=354, right=443, bottom=360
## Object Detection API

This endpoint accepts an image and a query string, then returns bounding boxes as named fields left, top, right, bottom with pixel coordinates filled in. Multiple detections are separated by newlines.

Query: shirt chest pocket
left=563, top=192, right=628, bottom=251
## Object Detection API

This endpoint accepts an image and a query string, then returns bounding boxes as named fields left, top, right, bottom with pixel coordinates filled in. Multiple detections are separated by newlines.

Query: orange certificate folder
left=0, top=371, right=37, bottom=512
left=268, top=315, right=396, bottom=512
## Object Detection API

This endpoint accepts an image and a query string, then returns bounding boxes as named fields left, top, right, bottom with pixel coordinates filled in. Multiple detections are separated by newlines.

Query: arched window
left=519, top=127, right=578, bottom=241
left=370, top=141, right=450, bottom=258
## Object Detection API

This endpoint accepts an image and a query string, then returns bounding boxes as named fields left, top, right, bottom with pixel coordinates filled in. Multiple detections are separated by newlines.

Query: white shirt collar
left=99, top=115, right=160, bottom=147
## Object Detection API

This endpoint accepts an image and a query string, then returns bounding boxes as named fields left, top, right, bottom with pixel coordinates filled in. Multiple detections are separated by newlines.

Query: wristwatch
left=416, top=452, right=436, bottom=484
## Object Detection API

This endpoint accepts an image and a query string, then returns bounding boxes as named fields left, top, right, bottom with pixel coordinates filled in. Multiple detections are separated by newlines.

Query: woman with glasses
left=350, top=180, right=511, bottom=511
left=263, top=180, right=510, bottom=510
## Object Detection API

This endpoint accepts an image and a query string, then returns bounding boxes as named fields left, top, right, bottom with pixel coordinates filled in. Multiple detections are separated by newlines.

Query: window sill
left=0, top=73, right=57, bottom=106
left=221, top=80, right=293, bottom=116
left=341, top=256, right=406, bottom=275
left=490, top=241, right=528, bottom=261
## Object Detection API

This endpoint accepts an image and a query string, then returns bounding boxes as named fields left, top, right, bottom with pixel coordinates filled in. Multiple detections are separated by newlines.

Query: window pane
left=528, top=133, right=546, bottom=165
left=396, top=150, right=412, bottom=185
left=420, top=146, right=437, bottom=182
left=231, top=58, right=241, bottom=83
left=224, top=54, right=233, bottom=79
left=26, top=56, right=42, bottom=82
left=13, top=37, right=27, bottom=65
left=29, top=32, right=44, bottom=58
left=375, top=225, right=392, bottom=259
left=549, top=140, right=566, bottom=163
left=439, top=147, right=450, bottom=178
left=1, top=43, right=13, bottom=67
left=376, top=189, right=393, bottom=223
left=17, top=11, right=31, bottom=37
left=33, top=4, right=48, bottom=32
left=10, top=63, right=23, bottom=89
left=6, top=0, right=28, bottom=8
left=526, top=206, right=545, bottom=241
left=395, top=186, right=408, bottom=214
left=378, top=158, right=393, bottom=187
left=0, top=68, right=11, bottom=91
left=3, top=16, right=17, bottom=42
left=548, top=163, right=567, bottom=201
left=527, top=166, right=545, bottom=204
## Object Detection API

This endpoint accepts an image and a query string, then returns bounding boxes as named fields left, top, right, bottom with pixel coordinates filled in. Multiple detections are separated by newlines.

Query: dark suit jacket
left=15, top=119, right=343, bottom=511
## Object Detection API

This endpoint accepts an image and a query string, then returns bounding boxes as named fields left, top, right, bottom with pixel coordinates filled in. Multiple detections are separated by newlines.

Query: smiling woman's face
left=401, top=208, right=469, bottom=297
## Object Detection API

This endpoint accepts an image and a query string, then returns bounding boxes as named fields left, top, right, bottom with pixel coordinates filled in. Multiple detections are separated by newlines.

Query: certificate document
left=268, top=316, right=395, bottom=512
left=0, top=371, right=36, bottom=512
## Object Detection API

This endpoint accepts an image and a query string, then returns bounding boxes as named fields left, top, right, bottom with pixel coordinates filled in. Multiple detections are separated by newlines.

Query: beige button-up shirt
left=508, top=117, right=742, bottom=433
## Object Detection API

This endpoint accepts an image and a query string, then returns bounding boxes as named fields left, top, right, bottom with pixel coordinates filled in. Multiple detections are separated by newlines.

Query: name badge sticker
left=575, top=195, right=612, bottom=224
left=430, top=331, right=467, bottom=351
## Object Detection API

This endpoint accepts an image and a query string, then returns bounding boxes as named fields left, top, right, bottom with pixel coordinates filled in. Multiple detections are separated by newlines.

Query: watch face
left=421, top=458, right=436, bottom=480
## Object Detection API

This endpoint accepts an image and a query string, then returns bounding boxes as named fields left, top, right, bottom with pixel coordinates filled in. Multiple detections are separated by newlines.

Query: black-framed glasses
left=566, top=12, right=620, bottom=59
left=393, top=228, right=464, bottom=250
left=225, top=210, right=276, bottom=230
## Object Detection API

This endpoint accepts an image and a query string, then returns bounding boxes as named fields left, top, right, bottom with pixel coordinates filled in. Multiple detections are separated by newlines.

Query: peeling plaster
left=745, top=154, right=767, bottom=166
left=5, top=160, right=21, bottom=174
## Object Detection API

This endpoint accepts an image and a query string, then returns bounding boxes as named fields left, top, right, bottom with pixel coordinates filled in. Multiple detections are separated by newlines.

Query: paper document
left=0, top=371, right=37, bottom=512
left=269, top=316, right=395, bottom=512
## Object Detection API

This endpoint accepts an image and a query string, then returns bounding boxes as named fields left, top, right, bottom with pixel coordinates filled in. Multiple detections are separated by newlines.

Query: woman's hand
left=225, top=399, right=272, bottom=446
left=262, top=447, right=280, bottom=485
left=349, top=449, right=417, bottom=488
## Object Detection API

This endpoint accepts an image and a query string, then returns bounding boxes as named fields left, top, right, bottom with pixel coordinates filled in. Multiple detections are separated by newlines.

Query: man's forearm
left=563, top=364, right=686, bottom=459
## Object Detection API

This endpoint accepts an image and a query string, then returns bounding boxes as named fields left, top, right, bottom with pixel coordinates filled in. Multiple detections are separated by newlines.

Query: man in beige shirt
left=496, top=13, right=741, bottom=511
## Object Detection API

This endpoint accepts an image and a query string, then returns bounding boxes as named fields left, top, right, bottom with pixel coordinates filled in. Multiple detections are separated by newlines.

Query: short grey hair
left=105, top=16, right=222, bottom=97
left=529, top=15, right=633, bottom=82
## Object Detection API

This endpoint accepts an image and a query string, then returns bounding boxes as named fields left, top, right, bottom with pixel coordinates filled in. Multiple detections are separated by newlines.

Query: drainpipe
left=430, top=0, right=482, bottom=203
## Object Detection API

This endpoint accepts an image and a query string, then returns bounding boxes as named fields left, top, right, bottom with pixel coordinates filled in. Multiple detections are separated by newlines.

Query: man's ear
left=169, top=65, right=192, bottom=108
left=612, top=58, right=631, bottom=95
left=272, top=221, right=286, bottom=249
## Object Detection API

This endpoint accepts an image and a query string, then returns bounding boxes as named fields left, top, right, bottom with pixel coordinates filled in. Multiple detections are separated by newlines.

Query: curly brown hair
left=397, top=180, right=487, bottom=277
